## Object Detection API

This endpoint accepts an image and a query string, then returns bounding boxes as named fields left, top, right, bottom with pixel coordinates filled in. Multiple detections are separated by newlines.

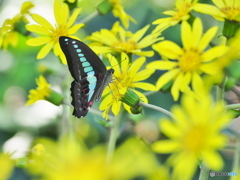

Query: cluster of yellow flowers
left=1, top=0, right=240, bottom=179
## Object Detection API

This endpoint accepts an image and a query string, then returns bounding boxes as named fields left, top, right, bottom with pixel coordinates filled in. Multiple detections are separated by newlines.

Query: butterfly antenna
left=108, top=54, right=128, bottom=68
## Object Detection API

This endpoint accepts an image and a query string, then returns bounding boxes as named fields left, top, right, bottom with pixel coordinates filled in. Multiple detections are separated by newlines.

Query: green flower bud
left=223, top=19, right=240, bottom=38
left=97, top=0, right=113, bottom=15
left=46, top=90, right=64, bottom=106
left=121, top=89, right=143, bottom=114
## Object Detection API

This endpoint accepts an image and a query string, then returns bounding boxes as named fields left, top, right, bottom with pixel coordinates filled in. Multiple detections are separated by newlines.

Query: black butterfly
left=59, top=36, right=114, bottom=118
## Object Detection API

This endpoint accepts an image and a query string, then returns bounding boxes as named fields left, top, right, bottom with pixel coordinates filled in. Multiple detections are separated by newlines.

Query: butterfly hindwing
left=59, top=36, right=113, bottom=118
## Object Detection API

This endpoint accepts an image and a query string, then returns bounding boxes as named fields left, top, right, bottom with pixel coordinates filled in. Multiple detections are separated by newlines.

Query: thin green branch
left=143, top=91, right=158, bottom=97
left=230, top=136, right=240, bottom=180
left=199, top=162, right=210, bottom=180
left=60, top=74, right=73, bottom=137
left=226, top=103, right=240, bottom=109
left=77, top=11, right=99, bottom=24
left=139, top=102, right=175, bottom=118
left=216, top=76, right=227, bottom=101
left=106, top=109, right=123, bottom=164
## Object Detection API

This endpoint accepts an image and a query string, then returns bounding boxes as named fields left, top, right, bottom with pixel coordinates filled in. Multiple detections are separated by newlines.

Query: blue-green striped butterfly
left=59, top=36, right=114, bottom=118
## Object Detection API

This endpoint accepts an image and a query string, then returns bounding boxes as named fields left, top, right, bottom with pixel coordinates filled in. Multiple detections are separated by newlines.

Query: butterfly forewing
left=59, top=36, right=113, bottom=118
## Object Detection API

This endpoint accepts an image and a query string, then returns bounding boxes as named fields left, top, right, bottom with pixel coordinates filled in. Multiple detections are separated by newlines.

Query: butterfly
left=59, top=36, right=114, bottom=118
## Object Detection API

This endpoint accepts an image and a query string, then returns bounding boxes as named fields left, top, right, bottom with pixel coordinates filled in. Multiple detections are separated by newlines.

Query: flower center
left=182, top=125, right=207, bottom=152
left=178, top=48, right=201, bottom=72
left=111, top=40, right=138, bottom=52
left=221, top=6, right=240, bottom=20
left=110, top=74, right=132, bottom=101
left=173, top=2, right=193, bottom=20
left=52, top=25, right=69, bottom=43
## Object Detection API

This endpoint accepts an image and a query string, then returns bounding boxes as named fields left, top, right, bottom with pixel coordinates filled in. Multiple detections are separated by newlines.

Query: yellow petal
left=161, top=119, right=182, bottom=138
left=202, top=150, right=223, bottom=170
left=152, top=41, right=183, bottom=59
left=192, top=18, right=202, bottom=47
left=199, top=61, right=220, bottom=75
left=180, top=72, right=192, bottom=91
left=146, top=60, right=178, bottom=70
left=133, top=69, right=155, bottom=82
left=20, top=1, right=34, bottom=14
left=99, top=94, right=112, bottom=110
left=128, top=57, right=146, bottom=77
left=156, top=69, right=179, bottom=89
left=90, top=46, right=112, bottom=54
left=37, top=42, right=54, bottom=59
left=54, top=0, right=69, bottom=26
left=152, top=17, right=172, bottom=24
left=152, top=140, right=180, bottom=153
left=133, top=82, right=156, bottom=91
left=59, top=52, right=67, bottom=65
left=66, top=8, right=82, bottom=28
left=212, top=0, right=224, bottom=8
left=171, top=72, right=184, bottom=101
left=26, top=24, right=50, bottom=35
left=108, top=54, right=121, bottom=76
left=31, top=14, right=54, bottom=31
left=193, top=3, right=225, bottom=21
left=171, top=106, right=189, bottom=129
left=198, top=26, right=218, bottom=51
left=130, top=25, right=149, bottom=42
left=181, top=20, right=192, bottom=49
left=192, top=72, right=205, bottom=97
left=134, top=50, right=154, bottom=57
left=202, top=46, right=229, bottom=62
left=27, top=37, right=51, bottom=46
left=112, top=100, right=121, bottom=115
left=171, top=153, right=198, bottom=180
left=67, top=24, right=84, bottom=35
left=138, top=35, right=164, bottom=48
left=54, top=43, right=67, bottom=64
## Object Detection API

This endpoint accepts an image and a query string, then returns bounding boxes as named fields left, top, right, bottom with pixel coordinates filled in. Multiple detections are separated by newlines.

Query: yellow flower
left=26, top=75, right=51, bottom=105
left=88, top=21, right=163, bottom=57
left=194, top=0, right=240, bottom=22
left=99, top=53, right=156, bottom=119
left=152, top=0, right=198, bottom=32
left=26, top=0, right=83, bottom=64
left=147, top=18, right=229, bottom=101
left=66, top=0, right=76, bottom=3
left=28, top=138, right=108, bottom=180
left=110, top=0, right=136, bottom=28
left=0, top=1, right=34, bottom=49
left=152, top=95, right=232, bottom=180
left=28, top=137, right=163, bottom=180
left=0, top=153, right=15, bottom=180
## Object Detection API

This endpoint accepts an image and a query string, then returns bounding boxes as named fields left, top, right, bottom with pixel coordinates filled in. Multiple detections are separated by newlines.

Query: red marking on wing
left=96, top=74, right=103, bottom=80
left=89, top=101, right=93, bottom=106
left=82, top=88, right=88, bottom=93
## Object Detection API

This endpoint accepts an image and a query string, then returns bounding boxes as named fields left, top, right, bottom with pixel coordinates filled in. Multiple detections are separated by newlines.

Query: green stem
left=60, top=73, right=74, bottom=137
left=106, top=109, right=123, bottom=163
left=139, top=102, right=175, bottom=118
left=143, top=91, right=157, bottom=97
left=216, top=76, right=227, bottom=101
left=199, top=162, right=210, bottom=180
left=226, top=103, right=240, bottom=109
left=230, top=136, right=240, bottom=180
left=77, top=11, right=98, bottom=24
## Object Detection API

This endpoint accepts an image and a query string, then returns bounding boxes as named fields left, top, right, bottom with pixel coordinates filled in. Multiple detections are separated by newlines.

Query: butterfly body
left=59, top=36, right=114, bottom=118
